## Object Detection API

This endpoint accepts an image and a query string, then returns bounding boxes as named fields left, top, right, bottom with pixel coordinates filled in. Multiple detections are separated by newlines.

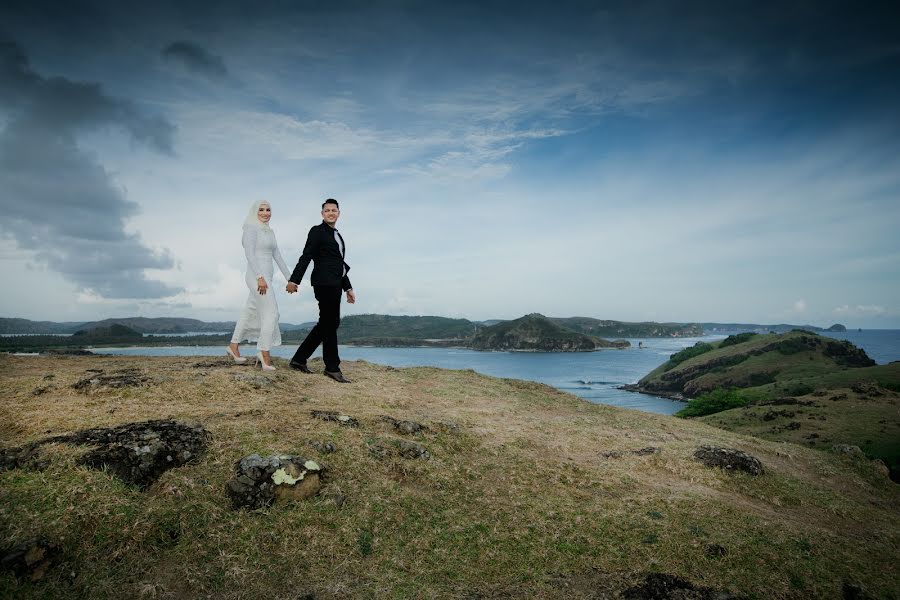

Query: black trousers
left=292, top=285, right=343, bottom=372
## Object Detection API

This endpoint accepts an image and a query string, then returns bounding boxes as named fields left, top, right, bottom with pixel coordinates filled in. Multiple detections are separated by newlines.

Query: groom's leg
left=316, top=286, right=343, bottom=372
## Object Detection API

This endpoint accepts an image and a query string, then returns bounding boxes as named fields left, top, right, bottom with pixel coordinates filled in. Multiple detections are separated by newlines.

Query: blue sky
left=1, top=0, right=899, bottom=327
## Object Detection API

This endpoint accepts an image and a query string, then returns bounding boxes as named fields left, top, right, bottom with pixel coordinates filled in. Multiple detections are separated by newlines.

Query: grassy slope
left=0, top=355, right=897, bottom=599
left=637, top=331, right=900, bottom=470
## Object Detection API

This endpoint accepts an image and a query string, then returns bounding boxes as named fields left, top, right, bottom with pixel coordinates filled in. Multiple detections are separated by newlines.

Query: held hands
left=257, top=277, right=268, bottom=295
left=346, top=289, right=356, bottom=304
left=285, top=282, right=298, bottom=294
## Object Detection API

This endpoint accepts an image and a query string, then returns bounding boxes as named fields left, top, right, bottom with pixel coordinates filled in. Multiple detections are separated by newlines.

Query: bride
left=227, top=200, right=291, bottom=370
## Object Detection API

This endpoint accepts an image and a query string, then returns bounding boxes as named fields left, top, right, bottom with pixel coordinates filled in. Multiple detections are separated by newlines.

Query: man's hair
left=322, top=198, right=339, bottom=209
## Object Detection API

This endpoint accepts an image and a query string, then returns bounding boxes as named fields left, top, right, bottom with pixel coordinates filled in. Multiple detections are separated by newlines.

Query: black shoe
left=324, top=370, right=351, bottom=383
left=289, top=361, right=313, bottom=374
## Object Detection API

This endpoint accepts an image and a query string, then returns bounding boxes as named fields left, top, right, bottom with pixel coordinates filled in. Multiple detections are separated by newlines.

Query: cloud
left=161, top=41, right=228, bottom=80
left=0, top=38, right=181, bottom=298
left=833, top=305, right=888, bottom=317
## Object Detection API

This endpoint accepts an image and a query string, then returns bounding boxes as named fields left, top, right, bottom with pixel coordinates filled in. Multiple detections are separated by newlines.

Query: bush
left=665, top=342, right=714, bottom=370
left=676, top=388, right=749, bottom=418
left=782, top=382, right=815, bottom=396
left=719, top=332, right=758, bottom=348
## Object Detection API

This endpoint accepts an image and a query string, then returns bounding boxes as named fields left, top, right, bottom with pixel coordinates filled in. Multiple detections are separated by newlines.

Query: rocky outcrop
left=0, top=419, right=209, bottom=489
left=622, top=572, right=746, bottom=599
left=693, top=446, right=763, bottom=476
left=1, top=537, right=61, bottom=582
left=226, top=454, right=324, bottom=509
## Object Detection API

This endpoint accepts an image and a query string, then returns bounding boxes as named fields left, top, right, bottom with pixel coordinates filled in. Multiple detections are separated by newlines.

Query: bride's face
left=257, top=203, right=272, bottom=223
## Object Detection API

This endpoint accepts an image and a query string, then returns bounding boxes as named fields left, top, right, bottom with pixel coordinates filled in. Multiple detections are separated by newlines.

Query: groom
left=286, top=198, right=356, bottom=383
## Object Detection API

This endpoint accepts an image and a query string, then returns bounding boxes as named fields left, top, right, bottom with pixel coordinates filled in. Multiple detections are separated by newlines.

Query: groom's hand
left=346, top=289, right=356, bottom=304
left=286, top=282, right=298, bottom=294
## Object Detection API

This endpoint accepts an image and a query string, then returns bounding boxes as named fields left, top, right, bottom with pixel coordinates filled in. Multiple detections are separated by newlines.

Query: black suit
left=289, top=222, right=352, bottom=372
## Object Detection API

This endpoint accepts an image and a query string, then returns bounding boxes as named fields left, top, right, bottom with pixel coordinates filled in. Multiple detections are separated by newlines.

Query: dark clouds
left=0, top=39, right=182, bottom=299
left=162, top=41, right=228, bottom=80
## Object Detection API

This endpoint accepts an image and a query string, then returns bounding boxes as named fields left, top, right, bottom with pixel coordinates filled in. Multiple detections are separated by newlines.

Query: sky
left=1, top=0, right=899, bottom=328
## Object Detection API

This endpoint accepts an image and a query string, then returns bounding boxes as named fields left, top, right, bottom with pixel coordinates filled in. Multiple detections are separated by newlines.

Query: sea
left=90, top=330, right=900, bottom=416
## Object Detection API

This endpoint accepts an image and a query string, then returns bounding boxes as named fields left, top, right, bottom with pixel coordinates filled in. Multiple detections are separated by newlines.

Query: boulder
left=622, top=572, right=745, bottom=599
left=310, top=410, right=359, bottom=427
left=73, top=420, right=209, bottom=489
left=693, top=446, right=763, bottom=476
left=226, top=454, right=325, bottom=509
left=379, top=415, right=426, bottom=435
left=1, top=537, right=61, bottom=582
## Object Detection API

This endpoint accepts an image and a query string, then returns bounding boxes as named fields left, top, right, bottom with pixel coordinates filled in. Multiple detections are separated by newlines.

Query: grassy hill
left=470, top=313, right=627, bottom=351
left=0, top=354, right=897, bottom=598
left=551, top=317, right=702, bottom=338
left=630, top=330, right=900, bottom=478
left=339, top=314, right=476, bottom=342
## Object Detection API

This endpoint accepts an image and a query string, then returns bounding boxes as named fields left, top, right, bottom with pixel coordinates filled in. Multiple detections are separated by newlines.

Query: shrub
left=676, top=388, right=749, bottom=418
left=719, top=332, right=758, bottom=348
left=782, top=382, right=815, bottom=396
left=665, top=342, right=714, bottom=370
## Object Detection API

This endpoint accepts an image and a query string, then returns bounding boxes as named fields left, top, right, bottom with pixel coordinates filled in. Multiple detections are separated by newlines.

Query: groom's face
left=322, top=203, right=340, bottom=225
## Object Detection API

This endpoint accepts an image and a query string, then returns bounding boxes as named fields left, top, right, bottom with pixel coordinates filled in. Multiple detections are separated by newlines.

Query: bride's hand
left=257, top=277, right=268, bottom=295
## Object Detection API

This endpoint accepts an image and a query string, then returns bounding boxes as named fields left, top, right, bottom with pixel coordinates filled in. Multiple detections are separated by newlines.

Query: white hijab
left=243, top=200, right=272, bottom=230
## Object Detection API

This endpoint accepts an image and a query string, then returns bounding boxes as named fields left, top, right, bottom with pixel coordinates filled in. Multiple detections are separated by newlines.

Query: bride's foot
left=226, top=344, right=247, bottom=363
left=256, top=352, right=276, bottom=371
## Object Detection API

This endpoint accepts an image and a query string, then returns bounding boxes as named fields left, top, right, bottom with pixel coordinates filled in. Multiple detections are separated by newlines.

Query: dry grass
left=1, top=354, right=898, bottom=599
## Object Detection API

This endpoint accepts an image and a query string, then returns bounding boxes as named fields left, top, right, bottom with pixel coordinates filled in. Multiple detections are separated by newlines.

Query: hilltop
left=0, top=354, right=897, bottom=598
left=628, top=330, right=900, bottom=479
left=470, top=313, right=628, bottom=351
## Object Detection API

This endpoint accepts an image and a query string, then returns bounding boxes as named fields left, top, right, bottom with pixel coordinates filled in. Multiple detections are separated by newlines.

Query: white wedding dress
left=230, top=224, right=291, bottom=351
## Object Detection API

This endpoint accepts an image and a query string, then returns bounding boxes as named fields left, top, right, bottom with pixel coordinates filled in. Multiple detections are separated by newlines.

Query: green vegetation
left=664, top=341, right=715, bottom=370
left=470, top=313, right=624, bottom=351
left=719, top=332, right=758, bottom=348
left=550, top=317, right=702, bottom=338
left=676, top=388, right=749, bottom=418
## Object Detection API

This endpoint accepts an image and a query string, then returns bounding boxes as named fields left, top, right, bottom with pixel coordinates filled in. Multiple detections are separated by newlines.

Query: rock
left=602, top=447, right=660, bottom=459
left=704, top=543, right=728, bottom=557
left=309, top=440, right=337, bottom=454
left=832, top=444, right=866, bottom=459
left=380, top=415, right=426, bottom=435
left=31, top=385, right=53, bottom=396
left=72, top=368, right=150, bottom=391
left=435, top=421, right=460, bottom=434
left=1, top=537, right=61, bottom=582
left=761, top=409, right=795, bottom=421
left=842, top=581, right=876, bottom=600
left=693, top=446, right=763, bottom=476
left=622, top=572, right=745, bottom=599
left=396, top=440, right=430, bottom=459
left=226, top=454, right=325, bottom=509
left=72, top=420, right=210, bottom=489
left=310, top=410, right=359, bottom=427
left=0, top=443, right=48, bottom=472
left=232, top=373, right=273, bottom=388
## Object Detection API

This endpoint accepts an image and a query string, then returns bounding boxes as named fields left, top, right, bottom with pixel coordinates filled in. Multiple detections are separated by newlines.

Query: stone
left=0, top=443, right=48, bottom=473
left=693, top=446, right=763, bottom=476
left=232, top=373, right=273, bottom=388
left=379, top=415, right=426, bottom=435
left=622, top=572, right=745, bottom=599
left=832, top=444, right=866, bottom=459
left=396, top=440, right=430, bottom=460
left=309, top=440, right=337, bottom=454
left=72, top=368, right=150, bottom=391
left=1, top=537, right=61, bottom=582
left=842, top=581, right=876, bottom=600
left=72, top=420, right=209, bottom=489
left=226, top=453, right=325, bottom=509
left=310, top=410, right=359, bottom=427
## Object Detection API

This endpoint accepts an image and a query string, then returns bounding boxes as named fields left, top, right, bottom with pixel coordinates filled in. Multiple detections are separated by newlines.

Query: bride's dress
left=230, top=224, right=291, bottom=351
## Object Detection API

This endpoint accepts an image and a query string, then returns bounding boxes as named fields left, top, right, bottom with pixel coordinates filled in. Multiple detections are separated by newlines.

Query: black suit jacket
left=289, top=221, right=352, bottom=291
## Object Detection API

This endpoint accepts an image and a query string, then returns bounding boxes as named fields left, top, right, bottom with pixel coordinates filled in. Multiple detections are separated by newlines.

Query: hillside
left=470, top=313, right=628, bottom=351
left=0, top=354, right=897, bottom=598
left=551, top=318, right=702, bottom=338
left=339, top=314, right=476, bottom=342
left=628, top=330, right=900, bottom=478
